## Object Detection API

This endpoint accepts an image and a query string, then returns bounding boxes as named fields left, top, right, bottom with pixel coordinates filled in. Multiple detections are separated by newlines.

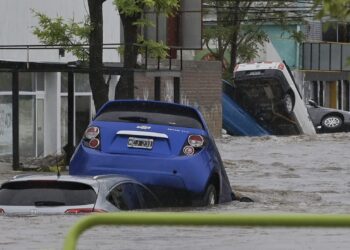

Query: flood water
left=1, top=133, right=350, bottom=250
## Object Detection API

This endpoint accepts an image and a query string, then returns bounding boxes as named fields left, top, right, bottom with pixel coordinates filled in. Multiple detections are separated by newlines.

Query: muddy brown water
left=1, top=133, right=350, bottom=250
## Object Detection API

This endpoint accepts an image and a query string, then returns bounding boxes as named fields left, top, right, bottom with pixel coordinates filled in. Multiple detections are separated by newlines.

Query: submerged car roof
left=3, top=174, right=135, bottom=190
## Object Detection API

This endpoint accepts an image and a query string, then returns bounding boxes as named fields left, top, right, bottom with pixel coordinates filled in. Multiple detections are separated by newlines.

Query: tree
left=33, top=0, right=179, bottom=110
left=314, top=0, right=350, bottom=20
left=203, top=0, right=311, bottom=79
left=112, top=0, right=178, bottom=99
left=34, top=0, right=108, bottom=111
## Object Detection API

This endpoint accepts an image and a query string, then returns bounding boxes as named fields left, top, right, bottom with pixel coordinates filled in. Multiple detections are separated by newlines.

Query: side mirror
left=308, top=100, right=318, bottom=108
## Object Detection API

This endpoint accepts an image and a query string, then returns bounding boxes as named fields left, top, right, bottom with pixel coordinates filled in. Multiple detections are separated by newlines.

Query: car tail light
left=182, top=135, right=205, bottom=156
left=83, top=126, right=100, bottom=150
left=88, top=138, right=100, bottom=149
left=84, top=126, right=100, bottom=140
left=0, top=208, right=4, bottom=214
left=183, top=145, right=195, bottom=156
left=188, top=135, right=204, bottom=148
left=64, top=208, right=106, bottom=214
left=278, top=63, right=284, bottom=70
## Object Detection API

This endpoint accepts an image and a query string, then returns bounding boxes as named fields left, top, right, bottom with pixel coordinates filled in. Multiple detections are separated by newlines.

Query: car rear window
left=95, top=102, right=204, bottom=129
left=0, top=181, right=97, bottom=206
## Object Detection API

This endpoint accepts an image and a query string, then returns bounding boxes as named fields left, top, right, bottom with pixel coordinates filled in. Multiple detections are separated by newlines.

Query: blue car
left=222, top=80, right=270, bottom=136
left=69, top=100, right=234, bottom=206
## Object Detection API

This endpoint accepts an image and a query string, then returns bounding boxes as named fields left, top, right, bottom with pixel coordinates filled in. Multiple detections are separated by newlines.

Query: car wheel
left=283, top=92, right=294, bottom=114
left=321, top=115, right=343, bottom=130
left=203, top=184, right=218, bottom=206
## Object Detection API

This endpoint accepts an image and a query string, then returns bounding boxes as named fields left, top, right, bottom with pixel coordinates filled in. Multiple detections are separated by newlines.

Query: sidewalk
left=0, top=162, right=22, bottom=181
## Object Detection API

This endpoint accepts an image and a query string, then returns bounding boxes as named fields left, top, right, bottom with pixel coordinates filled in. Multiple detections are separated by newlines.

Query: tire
left=283, top=92, right=294, bottom=114
left=203, top=184, right=218, bottom=206
left=321, top=115, right=343, bottom=130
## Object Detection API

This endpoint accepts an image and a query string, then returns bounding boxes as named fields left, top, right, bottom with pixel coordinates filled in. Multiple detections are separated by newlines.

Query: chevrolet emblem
left=136, top=125, right=151, bottom=130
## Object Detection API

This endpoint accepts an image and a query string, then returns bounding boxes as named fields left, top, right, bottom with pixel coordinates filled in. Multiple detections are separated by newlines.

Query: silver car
left=307, top=100, right=350, bottom=132
left=0, top=174, right=160, bottom=215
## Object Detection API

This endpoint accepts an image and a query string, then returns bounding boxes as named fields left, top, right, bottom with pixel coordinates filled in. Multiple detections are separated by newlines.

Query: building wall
left=134, top=60, right=222, bottom=137
left=0, top=0, right=120, bottom=62
left=261, top=24, right=299, bottom=69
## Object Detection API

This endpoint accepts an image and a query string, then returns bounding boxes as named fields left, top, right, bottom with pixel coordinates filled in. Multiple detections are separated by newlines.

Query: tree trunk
left=115, top=13, right=141, bottom=99
left=88, top=0, right=108, bottom=111
left=228, top=0, right=240, bottom=78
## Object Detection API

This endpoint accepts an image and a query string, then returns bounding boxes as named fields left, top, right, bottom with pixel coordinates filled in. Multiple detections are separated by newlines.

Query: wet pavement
left=1, top=133, right=350, bottom=249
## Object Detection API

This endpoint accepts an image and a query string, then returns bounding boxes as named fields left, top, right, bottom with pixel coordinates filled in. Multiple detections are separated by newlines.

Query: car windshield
left=95, top=102, right=204, bottom=129
left=0, top=181, right=97, bottom=206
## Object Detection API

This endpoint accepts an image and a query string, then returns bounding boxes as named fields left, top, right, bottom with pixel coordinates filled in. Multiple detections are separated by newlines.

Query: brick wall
left=134, top=60, right=222, bottom=137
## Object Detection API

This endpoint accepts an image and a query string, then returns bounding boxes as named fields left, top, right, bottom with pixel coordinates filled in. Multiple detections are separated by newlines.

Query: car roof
left=98, top=99, right=198, bottom=111
left=3, top=174, right=136, bottom=189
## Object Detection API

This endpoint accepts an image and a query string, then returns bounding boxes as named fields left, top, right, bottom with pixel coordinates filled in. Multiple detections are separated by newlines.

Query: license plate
left=127, top=137, right=153, bottom=149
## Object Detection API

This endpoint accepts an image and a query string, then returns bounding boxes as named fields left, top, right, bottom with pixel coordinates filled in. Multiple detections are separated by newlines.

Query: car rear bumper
left=69, top=145, right=214, bottom=195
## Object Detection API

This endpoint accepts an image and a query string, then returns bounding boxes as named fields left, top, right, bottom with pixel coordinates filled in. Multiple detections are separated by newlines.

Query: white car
left=233, top=62, right=316, bottom=135
left=0, top=174, right=160, bottom=215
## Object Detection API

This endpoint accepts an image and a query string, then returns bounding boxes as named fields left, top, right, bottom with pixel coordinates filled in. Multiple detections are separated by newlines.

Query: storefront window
left=61, top=73, right=68, bottom=93
left=19, top=96, right=36, bottom=157
left=36, top=99, right=44, bottom=156
left=61, top=96, right=68, bottom=148
left=0, top=96, right=12, bottom=155
left=19, top=73, right=35, bottom=92
left=36, top=73, right=45, bottom=91
left=75, top=74, right=91, bottom=92
left=0, top=73, right=12, bottom=91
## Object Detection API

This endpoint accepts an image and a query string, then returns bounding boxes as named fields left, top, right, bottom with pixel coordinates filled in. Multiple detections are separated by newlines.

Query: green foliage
left=314, top=0, right=350, bottom=21
left=32, top=10, right=90, bottom=60
left=33, top=1, right=180, bottom=60
left=137, top=36, right=169, bottom=58
left=203, top=0, right=308, bottom=72
left=113, top=0, right=179, bottom=58
left=114, top=0, right=178, bottom=16
left=238, top=27, right=269, bottom=62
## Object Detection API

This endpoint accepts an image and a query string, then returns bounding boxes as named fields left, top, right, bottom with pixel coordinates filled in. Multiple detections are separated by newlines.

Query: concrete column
left=44, top=72, right=60, bottom=156
left=329, top=81, right=337, bottom=109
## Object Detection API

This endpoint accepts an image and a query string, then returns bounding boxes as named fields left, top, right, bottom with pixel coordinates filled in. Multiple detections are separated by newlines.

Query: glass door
left=36, top=98, right=44, bottom=157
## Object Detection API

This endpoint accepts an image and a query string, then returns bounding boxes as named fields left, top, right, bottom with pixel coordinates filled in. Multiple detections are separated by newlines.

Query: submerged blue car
left=69, top=100, right=234, bottom=206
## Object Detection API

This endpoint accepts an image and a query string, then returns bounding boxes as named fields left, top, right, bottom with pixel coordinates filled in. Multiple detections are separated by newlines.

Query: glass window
left=107, top=183, right=141, bottom=210
left=19, top=96, right=35, bottom=157
left=61, top=97, right=68, bottom=148
left=75, top=74, right=90, bottom=92
left=19, top=73, right=35, bottom=92
left=0, top=73, right=12, bottom=91
left=0, top=96, right=12, bottom=155
left=36, top=73, right=45, bottom=91
left=134, top=184, right=159, bottom=209
left=322, top=22, right=337, bottom=42
left=36, top=99, right=44, bottom=157
left=75, top=96, right=91, bottom=144
left=95, top=101, right=204, bottom=129
left=0, top=181, right=97, bottom=206
left=61, top=73, right=68, bottom=93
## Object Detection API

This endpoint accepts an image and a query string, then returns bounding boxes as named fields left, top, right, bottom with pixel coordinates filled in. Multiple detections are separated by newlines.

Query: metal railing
left=0, top=43, right=183, bottom=71
left=301, top=42, right=350, bottom=71
left=63, top=212, right=350, bottom=250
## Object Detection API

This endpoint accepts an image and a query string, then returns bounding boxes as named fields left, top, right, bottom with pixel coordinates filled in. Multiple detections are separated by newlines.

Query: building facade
left=1, top=0, right=223, bottom=166
left=0, top=0, right=119, bottom=159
